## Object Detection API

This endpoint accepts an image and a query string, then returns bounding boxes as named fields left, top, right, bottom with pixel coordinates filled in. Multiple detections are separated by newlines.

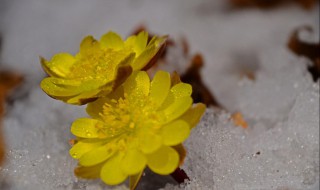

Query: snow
left=0, top=0, right=319, bottom=189
left=163, top=81, right=319, bottom=189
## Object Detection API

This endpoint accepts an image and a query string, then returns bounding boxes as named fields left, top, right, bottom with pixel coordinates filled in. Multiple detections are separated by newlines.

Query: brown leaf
left=170, top=167, right=190, bottom=184
left=231, top=112, right=248, bottom=129
left=287, top=26, right=320, bottom=81
left=230, top=0, right=318, bottom=9
left=0, top=70, right=23, bottom=165
left=181, top=54, right=221, bottom=107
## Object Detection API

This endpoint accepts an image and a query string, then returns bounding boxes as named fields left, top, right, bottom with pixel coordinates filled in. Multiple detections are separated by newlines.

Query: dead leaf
left=231, top=112, right=248, bottom=129
left=287, top=26, right=320, bottom=81
left=181, top=54, right=221, bottom=107
left=0, top=70, right=23, bottom=165
left=230, top=0, right=318, bottom=9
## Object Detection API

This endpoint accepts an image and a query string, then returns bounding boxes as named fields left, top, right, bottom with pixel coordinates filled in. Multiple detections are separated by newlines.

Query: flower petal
left=138, top=132, right=162, bottom=154
left=40, top=53, right=75, bottom=78
left=40, top=77, right=105, bottom=98
left=66, top=89, right=100, bottom=105
left=146, top=146, right=179, bottom=175
left=71, top=118, right=105, bottom=138
left=120, top=149, right=146, bottom=175
left=123, top=71, right=150, bottom=101
left=149, top=71, right=171, bottom=108
left=74, top=162, right=105, bottom=179
left=125, top=31, right=148, bottom=55
left=179, top=103, right=206, bottom=129
left=170, top=83, right=192, bottom=98
left=79, top=36, right=101, bottom=55
left=101, top=153, right=128, bottom=185
left=161, top=120, right=190, bottom=146
left=131, top=45, right=157, bottom=71
left=70, top=139, right=104, bottom=159
left=79, top=143, right=116, bottom=166
left=100, top=31, right=124, bottom=50
left=163, top=96, right=193, bottom=124
left=158, top=83, right=192, bottom=111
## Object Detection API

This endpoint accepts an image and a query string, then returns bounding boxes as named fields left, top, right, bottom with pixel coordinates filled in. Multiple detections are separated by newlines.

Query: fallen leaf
left=287, top=26, right=320, bottom=81
left=0, top=70, right=23, bottom=165
left=231, top=112, right=248, bottom=129
left=230, top=0, right=318, bottom=10
left=181, top=54, right=221, bottom=107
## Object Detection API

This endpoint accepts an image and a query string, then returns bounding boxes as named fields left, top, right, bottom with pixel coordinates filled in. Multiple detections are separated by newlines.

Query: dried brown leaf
left=181, top=54, right=221, bottom=107
left=287, top=26, right=320, bottom=81
left=0, top=71, right=23, bottom=165
left=230, top=0, right=318, bottom=9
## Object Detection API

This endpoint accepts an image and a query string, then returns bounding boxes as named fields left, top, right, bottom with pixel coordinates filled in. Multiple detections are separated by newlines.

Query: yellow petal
left=79, top=36, right=101, bottom=55
left=125, top=31, right=148, bottom=56
left=129, top=171, right=143, bottom=190
left=74, top=162, right=105, bottom=179
left=146, top=146, right=179, bottom=175
left=40, top=53, right=75, bottom=78
left=131, top=45, right=157, bottom=71
left=163, top=96, right=193, bottom=124
left=40, top=57, right=57, bottom=77
left=66, top=89, right=100, bottom=105
left=149, top=71, right=171, bottom=108
left=70, top=118, right=105, bottom=138
left=148, top=35, right=167, bottom=48
left=179, top=103, right=206, bottom=129
left=79, top=143, right=116, bottom=166
left=69, top=139, right=104, bottom=159
left=138, top=132, right=162, bottom=154
left=100, top=153, right=128, bottom=185
left=123, top=71, right=150, bottom=101
left=120, top=149, right=146, bottom=175
left=40, top=77, right=82, bottom=97
left=40, top=77, right=105, bottom=97
left=170, top=83, right=192, bottom=99
left=158, top=83, right=192, bottom=111
left=100, top=31, right=124, bottom=50
left=161, top=120, right=190, bottom=146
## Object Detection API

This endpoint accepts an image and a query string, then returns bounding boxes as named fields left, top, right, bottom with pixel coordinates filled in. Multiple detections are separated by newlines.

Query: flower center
left=69, top=48, right=132, bottom=80
left=99, top=94, right=160, bottom=140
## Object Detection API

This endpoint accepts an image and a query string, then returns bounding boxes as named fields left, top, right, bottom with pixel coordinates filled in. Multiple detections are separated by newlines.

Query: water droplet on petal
left=85, top=130, right=92, bottom=137
left=72, top=153, right=78, bottom=159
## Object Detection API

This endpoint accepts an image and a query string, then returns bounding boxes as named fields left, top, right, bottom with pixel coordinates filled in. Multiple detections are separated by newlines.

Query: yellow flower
left=69, top=71, right=205, bottom=186
left=40, top=31, right=166, bottom=105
